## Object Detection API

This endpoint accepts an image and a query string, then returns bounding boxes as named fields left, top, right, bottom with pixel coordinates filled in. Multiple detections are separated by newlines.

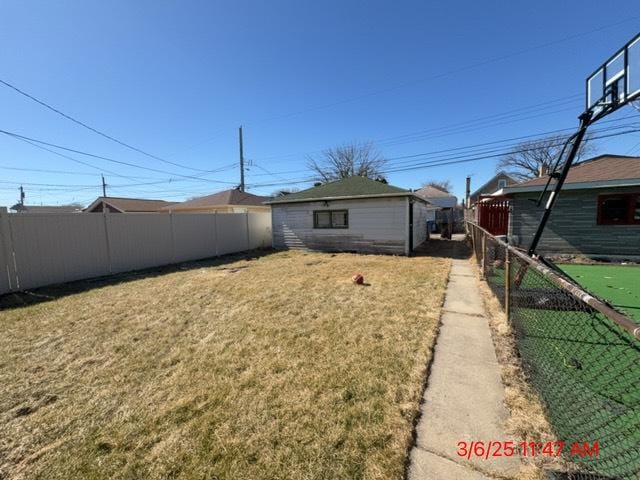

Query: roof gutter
left=495, top=177, right=640, bottom=195
left=266, top=192, right=431, bottom=205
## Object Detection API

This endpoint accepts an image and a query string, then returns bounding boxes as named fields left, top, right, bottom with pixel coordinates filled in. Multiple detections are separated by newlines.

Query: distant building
left=10, top=204, right=83, bottom=214
left=163, top=189, right=270, bottom=213
left=415, top=185, right=461, bottom=234
left=468, top=172, right=518, bottom=205
left=414, top=185, right=458, bottom=208
left=84, top=197, right=176, bottom=213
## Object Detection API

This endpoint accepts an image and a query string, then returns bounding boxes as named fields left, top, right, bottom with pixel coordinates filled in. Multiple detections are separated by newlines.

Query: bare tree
left=497, top=134, right=597, bottom=181
left=422, top=179, right=453, bottom=193
left=308, top=142, right=386, bottom=183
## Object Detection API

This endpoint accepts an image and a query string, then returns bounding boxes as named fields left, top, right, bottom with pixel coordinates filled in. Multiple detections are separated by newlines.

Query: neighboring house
left=496, top=154, right=640, bottom=258
left=84, top=197, right=176, bottom=213
left=415, top=185, right=460, bottom=233
left=266, top=176, right=435, bottom=256
left=468, top=172, right=518, bottom=205
left=162, top=189, right=270, bottom=213
left=415, top=185, right=458, bottom=208
left=9, top=204, right=83, bottom=213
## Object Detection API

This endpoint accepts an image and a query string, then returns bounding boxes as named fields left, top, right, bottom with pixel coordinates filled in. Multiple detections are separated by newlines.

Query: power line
left=244, top=126, right=640, bottom=189
left=245, top=115, right=639, bottom=179
left=0, top=78, right=218, bottom=173
left=0, top=129, right=238, bottom=185
left=251, top=95, right=583, bottom=163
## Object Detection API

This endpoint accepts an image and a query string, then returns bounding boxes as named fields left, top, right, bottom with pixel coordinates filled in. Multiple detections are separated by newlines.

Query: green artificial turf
left=559, top=264, right=640, bottom=322
left=480, top=260, right=640, bottom=478
left=512, top=307, right=640, bottom=479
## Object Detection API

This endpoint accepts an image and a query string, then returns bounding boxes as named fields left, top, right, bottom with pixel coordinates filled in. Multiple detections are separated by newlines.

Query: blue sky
left=1, top=1, right=639, bottom=207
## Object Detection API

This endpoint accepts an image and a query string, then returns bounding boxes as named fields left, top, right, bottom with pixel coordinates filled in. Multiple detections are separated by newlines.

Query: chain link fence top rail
left=467, top=221, right=640, bottom=480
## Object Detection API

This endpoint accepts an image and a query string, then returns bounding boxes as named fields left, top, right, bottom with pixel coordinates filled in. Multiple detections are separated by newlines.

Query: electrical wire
left=0, top=78, right=222, bottom=173
left=0, top=129, right=238, bottom=185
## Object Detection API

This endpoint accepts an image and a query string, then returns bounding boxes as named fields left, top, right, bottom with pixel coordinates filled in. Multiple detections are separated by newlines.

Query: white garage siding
left=412, top=201, right=435, bottom=249
left=272, top=197, right=409, bottom=255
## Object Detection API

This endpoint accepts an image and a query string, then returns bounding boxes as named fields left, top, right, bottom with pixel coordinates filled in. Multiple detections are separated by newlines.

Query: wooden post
left=238, top=126, right=245, bottom=192
left=504, top=247, right=511, bottom=318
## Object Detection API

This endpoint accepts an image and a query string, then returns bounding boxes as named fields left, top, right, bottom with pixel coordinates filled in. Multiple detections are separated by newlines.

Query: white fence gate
left=0, top=211, right=272, bottom=295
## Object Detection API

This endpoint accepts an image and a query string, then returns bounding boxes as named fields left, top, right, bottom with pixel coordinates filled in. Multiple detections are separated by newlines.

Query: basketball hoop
left=527, top=31, right=640, bottom=257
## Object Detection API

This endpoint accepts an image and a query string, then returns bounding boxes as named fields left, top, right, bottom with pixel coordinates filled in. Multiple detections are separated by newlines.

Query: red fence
left=477, top=199, right=509, bottom=236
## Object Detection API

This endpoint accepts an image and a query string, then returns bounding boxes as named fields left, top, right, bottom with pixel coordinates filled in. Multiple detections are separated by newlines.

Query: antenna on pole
left=101, top=175, right=107, bottom=197
left=238, top=126, right=245, bottom=192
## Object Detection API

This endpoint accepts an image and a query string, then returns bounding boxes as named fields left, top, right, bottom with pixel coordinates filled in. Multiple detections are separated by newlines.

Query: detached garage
left=266, top=176, right=435, bottom=255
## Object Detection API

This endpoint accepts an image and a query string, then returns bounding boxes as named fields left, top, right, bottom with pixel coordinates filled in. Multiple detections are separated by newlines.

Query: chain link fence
left=468, top=221, right=640, bottom=480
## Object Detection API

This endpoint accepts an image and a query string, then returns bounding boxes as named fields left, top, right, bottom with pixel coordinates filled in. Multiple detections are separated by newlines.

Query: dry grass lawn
left=0, top=250, right=450, bottom=480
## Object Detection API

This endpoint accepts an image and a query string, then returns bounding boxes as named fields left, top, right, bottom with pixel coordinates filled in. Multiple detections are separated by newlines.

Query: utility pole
left=19, top=185, right=25, bottom=207
left=465, top=176, right=471, bottom=208
left=238, top=126, right=245, bottom=192
left=101, top=175, right=107, bottom=197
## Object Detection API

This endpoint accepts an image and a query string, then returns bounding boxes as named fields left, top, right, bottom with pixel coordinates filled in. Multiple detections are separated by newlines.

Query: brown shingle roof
left=166, top=189, right=270, bottom=210
left=415, top=185, right=453, bottom=198
left=85, top=197, right=176, bottom=212
left=516, top=155, right=640, bottom=187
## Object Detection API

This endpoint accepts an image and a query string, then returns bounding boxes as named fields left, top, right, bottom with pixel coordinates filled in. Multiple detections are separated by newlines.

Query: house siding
left=509, top=186, right=640, bottom=257
left=470, top=172, right=515, bottom=204
left=271, top=197, right=408, bottom=255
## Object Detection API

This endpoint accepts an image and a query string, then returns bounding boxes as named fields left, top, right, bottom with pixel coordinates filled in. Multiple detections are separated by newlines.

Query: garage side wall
left=271, top=197, right=407, bottom=255
left=412, top=201, right=435, bottom=249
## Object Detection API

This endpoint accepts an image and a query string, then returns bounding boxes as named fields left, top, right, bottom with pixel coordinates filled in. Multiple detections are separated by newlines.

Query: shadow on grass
left=0, top=248, right=277, bottom=312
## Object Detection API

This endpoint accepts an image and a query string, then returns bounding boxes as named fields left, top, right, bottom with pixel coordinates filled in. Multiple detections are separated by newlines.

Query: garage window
left=313, top=210, right=348, bottom=229
left=597, top=194, right=640, bottom=225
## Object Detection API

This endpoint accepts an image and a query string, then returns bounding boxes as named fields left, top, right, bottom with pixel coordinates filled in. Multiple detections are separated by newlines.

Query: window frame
left=597, top=193, right=640, bottom=225
left=313, top=209, right=349, bottom=229
left=497, top=178, right=507, bottom=189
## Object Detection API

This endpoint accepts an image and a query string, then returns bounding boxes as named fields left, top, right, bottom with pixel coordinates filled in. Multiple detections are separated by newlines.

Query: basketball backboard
left=586, top=32, right=640, bottom=121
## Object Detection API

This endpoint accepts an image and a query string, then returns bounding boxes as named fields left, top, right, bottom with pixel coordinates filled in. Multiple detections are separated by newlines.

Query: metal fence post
left=504, top=247, right=511, bottom=319
left=480, top=232, right=486, bottom=279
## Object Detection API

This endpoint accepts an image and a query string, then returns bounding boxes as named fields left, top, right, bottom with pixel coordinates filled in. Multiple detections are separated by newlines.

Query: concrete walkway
left=408, top=258, right=520, bottom=480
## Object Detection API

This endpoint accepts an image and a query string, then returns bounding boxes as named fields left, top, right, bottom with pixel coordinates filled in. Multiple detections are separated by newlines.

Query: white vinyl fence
left=0, top=211, right=272, bottom=294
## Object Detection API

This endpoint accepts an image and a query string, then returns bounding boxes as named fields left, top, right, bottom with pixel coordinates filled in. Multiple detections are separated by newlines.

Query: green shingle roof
left=267, top=176, right=410, bottom=204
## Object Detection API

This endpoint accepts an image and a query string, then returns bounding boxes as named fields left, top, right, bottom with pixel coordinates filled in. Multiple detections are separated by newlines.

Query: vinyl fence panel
left=248, top=212, right=272, bottom=249
left=0, top=211, right=271, bottom=294
left=216, top=213, right=249, bottom=255
left=106, top=213, right=174, bottom=273
left=9, top=213, right=110, bottom=290
left=0, top=213, right=14, bottom=294
left=171, top=213, right=218, bottom=262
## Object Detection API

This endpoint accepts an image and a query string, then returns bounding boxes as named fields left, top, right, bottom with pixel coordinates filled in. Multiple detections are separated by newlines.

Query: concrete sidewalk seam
left=441, top=309, right=486, bottom=318
left=412, top=444, right=514, bottom=480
